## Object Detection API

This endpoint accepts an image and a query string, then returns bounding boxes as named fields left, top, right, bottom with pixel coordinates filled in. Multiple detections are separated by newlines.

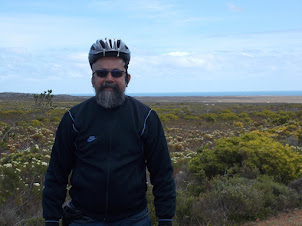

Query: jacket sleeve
left=42, top=111, right=76, bottom=221
left=142, top=110, right=176, bottom=220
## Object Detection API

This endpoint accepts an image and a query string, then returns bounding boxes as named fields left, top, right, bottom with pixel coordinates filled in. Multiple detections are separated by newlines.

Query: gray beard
left=95, top=83, right=125, bottom=109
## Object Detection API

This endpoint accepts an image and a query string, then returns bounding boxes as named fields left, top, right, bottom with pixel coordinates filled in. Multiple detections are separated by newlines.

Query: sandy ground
left=134, top=95, right=302, bottom=104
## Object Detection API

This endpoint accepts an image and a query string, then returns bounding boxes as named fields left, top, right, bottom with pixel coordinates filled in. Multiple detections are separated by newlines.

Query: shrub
left=0, top=149, right=48, bottom=224
left=289, top=177, right=302, bottom=195
left=30, top=119, right=42, bottom=127
left=273, top=116, right=291, bottom=125
left=50, top=116, right=61, bottom=123
left=194, top=176, right=264, bottom=224
left=188, top=148, right=227, bottom=180
left=238, top=112, right=253, bottom=123
left=158, top=113, right=178, bottom=122
left=217, top=112, right=239, bottom=121
left=256, top=175, right=301, bottom=212
left=174, top=190, right=198, bottom=226
left=200, top=113, right=216, bottom=123
left=37, top=116, right=49, bottom=123
left=188, top=132, right=302, bottom=184
left=233, top=121, right=244, bottom=128
left=190, top=176, right=301, bottom=225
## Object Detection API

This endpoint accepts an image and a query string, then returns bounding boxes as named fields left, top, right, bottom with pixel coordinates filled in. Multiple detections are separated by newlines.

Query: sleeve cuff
left=158, top=219, right=172, bottom=226
left=45, top=220, right=60, bottom=226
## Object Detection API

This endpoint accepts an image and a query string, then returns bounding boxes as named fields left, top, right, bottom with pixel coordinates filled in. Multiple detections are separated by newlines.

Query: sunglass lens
left=111, top=70, right=123, bottom=77
left=95, top=70, right=108, bottom=77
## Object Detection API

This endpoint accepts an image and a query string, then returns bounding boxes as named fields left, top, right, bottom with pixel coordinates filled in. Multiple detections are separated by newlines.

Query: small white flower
left=3, top=163, right=12, bottom=168
left=41, top=162, right=48, bottom=166
left=33, top=182, right=40, bottom=187
left=44, top=155, right=50, bottom=159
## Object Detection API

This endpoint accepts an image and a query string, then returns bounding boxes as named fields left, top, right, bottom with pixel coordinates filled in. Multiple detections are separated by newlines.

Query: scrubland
left=1, top=94, right=302, bottom=225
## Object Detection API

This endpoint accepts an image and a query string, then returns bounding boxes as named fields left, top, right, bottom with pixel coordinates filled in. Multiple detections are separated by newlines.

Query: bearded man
left=42, top=38, right=176, bottom=226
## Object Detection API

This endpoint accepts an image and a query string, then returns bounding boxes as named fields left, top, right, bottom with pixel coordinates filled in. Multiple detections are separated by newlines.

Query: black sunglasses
left=93, top=69, right=125, bottom=78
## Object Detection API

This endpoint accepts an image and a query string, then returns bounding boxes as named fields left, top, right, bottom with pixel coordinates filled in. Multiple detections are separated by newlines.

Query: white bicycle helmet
left=88, top=38, right=131, bottom=68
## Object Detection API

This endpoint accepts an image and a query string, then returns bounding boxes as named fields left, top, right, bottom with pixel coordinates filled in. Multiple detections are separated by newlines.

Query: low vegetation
left=0, top=93, right=302, bottom=225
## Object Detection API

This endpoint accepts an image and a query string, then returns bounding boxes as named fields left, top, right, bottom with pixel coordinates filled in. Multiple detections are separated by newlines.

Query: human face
left=91, top=57, right=130, bottom=93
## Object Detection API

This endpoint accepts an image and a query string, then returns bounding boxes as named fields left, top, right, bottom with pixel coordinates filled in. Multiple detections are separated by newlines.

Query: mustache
left=99, top=83, right=119, bottom=92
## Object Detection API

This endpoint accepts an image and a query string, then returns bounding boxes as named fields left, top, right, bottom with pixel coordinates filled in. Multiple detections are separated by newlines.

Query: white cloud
left=183, top=16, right=223, bottom=23
left=92, top=0, right=175, bottom=13
left=67, top=53, right=88, bottom=62
left=226, top=2, right=244, bottom=12
left=240, top=52, right=255, bottom=58
left=165, top=52, right=191, bottom=57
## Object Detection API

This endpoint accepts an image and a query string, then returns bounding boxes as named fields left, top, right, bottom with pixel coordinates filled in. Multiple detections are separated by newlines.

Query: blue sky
left=0, top=0, right=301, bottom=95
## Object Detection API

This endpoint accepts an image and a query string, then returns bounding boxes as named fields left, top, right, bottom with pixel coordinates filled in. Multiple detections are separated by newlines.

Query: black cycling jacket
left=42, top=96, right=176, bottom=222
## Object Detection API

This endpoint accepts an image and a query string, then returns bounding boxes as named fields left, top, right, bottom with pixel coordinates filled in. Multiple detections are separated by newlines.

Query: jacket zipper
left=104, top=123, right=113, bottom=221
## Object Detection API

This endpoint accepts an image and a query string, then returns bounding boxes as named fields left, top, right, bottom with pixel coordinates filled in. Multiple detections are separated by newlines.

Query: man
left=42, top=38, right=176, bottom=225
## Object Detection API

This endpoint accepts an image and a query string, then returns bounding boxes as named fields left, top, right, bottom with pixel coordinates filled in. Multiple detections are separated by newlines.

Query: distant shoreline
left=1, top=92, right=302, bottom=104
left=73, top=90, right=302, bottom=97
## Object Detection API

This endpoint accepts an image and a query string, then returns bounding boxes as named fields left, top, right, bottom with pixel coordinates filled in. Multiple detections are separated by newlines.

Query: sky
left=0, top=0, right=301, bottom=95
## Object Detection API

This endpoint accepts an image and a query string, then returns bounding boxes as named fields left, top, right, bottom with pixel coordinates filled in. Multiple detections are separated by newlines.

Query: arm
left=142, top=110, right=176, bottom=224
left=42, top=112, right=76, bottom=225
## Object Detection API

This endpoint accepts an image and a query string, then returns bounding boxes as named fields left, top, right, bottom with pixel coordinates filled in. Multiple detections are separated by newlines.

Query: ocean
left=72, top=91, right=302, bottom=97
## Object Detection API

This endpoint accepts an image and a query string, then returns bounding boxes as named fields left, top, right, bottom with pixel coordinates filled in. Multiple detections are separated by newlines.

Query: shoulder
left=126, top=96, right=150, bottom=111
left=124, top=96, right=154, bottom=127
left=125, top=96, right=162, bottom=123
left=68, top=96, right=97, bottom=119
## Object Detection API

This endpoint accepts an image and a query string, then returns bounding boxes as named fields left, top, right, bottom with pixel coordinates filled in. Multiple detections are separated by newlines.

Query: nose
left=104, top=72, right=114, bottom=82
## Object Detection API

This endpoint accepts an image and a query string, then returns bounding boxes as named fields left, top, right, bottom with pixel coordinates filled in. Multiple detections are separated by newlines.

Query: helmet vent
left=117, top=40, right=121, bottom=48
left=99, top=40, right=106, bottom=48
left=109, top=39, right=113, bottom=48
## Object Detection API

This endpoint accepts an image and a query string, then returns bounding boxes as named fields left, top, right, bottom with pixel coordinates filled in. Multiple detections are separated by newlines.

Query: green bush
left=0, top=149, right=48, bottom=223
left=256, top=175, right=300, bottom=212
left=50, top=116, right=61, bottom=123
left=238, top=112, right=253, bottom=123
left=190, top=176, right=301, bottom=225
left=208, top=182, right=264, bottom=222
left=158, top=113, right=178, bottom=122
left=30, top=119, right=42, bottom=127
left=200, top=113, right=216, bottom=123
left=188, top=132, right=302, bottom=184
left=217, top=112, right=239, bottom=121
left=174, top=190, right=198, bottom=226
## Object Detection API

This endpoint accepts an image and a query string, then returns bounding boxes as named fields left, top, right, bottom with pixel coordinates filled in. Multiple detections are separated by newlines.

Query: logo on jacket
left=87, top=136, right=97, bottom=142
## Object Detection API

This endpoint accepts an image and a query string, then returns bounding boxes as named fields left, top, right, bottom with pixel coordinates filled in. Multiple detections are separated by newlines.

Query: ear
left=126, top=73, right=131, bottom=87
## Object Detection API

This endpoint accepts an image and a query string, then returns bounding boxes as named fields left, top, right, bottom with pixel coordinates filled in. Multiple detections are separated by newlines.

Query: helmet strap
left=125, top=70, right=129, bottom=84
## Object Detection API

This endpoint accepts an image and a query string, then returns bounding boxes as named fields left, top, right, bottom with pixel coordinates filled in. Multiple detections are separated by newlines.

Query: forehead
left=92, top=57, right=125, bottom=70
